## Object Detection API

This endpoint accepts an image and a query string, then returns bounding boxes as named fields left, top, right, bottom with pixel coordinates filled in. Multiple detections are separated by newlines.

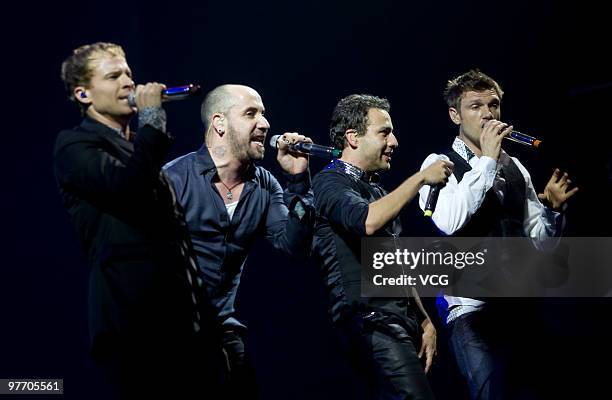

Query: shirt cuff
left=473, top=156, right=497, bottom=188
left=289, top=196, right=315, bottom=223
left=138, top=106, right=167, bottom=133
left=221, top=316, right=247, bottom=332
left=544, top=205, right=564, bottom=235
left=545, top=205, right=563, bottom=218
left=474, top=156, right=497, bottom=173
left=283, top=170, right=311, bottom=195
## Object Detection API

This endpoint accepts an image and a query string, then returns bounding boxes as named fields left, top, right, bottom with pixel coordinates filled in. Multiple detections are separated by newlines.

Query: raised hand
left=133, top=82, right=166, bottom=109
left=276, top=132, right=311, bottom=175
left=480, top=120, right=512, bottom=160
left=538, top=168, right=579, bottom=211
left=421, top=159, right=454, bottom=186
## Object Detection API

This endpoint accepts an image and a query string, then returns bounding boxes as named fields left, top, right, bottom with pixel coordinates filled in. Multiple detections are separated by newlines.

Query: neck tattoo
left=212, top=146, right=226, bottom=157
left=218, top=180, right=241, bottom=201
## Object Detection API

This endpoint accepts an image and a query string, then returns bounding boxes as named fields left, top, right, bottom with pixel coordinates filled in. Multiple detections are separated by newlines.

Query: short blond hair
left=60, top=42, right=126, bottom=113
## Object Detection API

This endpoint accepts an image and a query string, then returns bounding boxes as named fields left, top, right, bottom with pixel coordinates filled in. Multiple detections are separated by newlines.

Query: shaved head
left=201, top=84, right=260, bottom=136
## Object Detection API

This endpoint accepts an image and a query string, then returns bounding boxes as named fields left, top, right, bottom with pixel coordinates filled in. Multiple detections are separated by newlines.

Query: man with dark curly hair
left=313, top=94, right=453, bottom=399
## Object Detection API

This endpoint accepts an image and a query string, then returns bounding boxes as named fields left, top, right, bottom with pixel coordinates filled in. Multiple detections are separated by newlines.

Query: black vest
left=446, top=150, right=526, bottom=237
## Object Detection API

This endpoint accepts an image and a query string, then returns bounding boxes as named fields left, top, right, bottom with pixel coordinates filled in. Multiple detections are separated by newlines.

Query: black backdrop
left=2, top=1, right=612, bottom=398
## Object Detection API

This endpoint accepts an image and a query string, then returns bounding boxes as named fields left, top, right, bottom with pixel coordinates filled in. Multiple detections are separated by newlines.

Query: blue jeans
left=447, top=310, right=506, bottom=400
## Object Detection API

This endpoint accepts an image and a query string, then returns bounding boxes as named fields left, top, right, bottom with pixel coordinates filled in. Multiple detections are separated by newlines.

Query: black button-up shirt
left=312, top=160, right=413, bottom=325
left=164, top=146, right=313, bottom=329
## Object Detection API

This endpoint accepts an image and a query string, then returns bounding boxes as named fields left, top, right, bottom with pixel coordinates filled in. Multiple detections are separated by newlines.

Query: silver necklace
left=218, top=180, right=241, bottom=201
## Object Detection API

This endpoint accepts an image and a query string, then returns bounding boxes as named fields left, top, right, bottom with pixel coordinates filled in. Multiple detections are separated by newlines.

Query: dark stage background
left=2, top=1, right=612, bottom=398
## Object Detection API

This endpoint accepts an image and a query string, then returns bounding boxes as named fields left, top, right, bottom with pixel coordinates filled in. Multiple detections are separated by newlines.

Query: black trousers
left=97, top=334, right=226, bottom=399
left=339, top=312, right=435, bottom=400
left=222, top=328, right=259, bottom=399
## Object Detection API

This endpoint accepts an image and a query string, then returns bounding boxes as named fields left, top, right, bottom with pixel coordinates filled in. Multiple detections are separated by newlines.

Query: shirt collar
left=452, top=137, right=477, bottom=163
left=324, top=159, right=380, bottom=184
left=452, top=136, right=510, bottom=171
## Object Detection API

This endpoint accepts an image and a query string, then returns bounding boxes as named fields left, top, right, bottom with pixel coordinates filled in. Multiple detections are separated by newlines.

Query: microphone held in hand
left=423, top=185, right=442, bottom=217
left=269, top=135, right=342, bottom=159
left=128, top=84, right=202, bottom=108
left=505, top=130, right=542, bottom=149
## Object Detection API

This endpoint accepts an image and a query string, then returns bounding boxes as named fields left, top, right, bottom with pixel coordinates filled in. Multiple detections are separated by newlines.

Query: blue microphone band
left=506, top=130, right=542, bottom=149
left=128, top=83, right=201, bottom=107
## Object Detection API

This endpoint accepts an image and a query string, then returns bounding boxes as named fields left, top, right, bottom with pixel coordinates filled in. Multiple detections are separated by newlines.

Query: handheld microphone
left=269, top=135, right=342, bottom=159
left=423, top=185, right=442, bottom=217
left=505, top=130, right=542, bottom=149
left=128, top=84, right=201, bottom=107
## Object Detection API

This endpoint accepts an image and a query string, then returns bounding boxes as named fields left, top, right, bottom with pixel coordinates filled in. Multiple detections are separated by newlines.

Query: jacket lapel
left=81, top=117, right=134, bottom=164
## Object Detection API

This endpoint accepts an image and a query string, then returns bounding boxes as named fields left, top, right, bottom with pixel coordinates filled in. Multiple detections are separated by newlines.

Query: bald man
left=163, top=85, right=314, bottom=398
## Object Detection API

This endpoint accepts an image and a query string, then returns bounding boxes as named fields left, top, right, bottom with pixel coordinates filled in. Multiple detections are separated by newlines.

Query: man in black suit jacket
left=54, top=42, right=220, bottom=398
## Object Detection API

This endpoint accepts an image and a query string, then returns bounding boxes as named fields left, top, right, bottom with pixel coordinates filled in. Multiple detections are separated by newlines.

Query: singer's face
left=358, top=108, right=398, bottom=172
left=84, top=54, right=135, bottom=122
left=455, top=89, right=501, bottom=149
left=226, top=87, right=270, bottom=162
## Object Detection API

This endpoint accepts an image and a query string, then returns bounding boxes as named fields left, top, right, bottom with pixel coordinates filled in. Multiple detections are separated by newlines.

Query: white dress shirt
left=418, top=137, right=563, bottom=320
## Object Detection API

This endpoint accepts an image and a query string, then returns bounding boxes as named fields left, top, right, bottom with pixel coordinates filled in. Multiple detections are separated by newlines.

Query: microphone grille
left=127, top=92, right=136, bottom=108
left=269, top=134, right=281, bottom=148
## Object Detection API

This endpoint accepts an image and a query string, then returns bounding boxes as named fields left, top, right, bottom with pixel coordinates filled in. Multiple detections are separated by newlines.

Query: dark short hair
left=329, top=94, right=390, bottom=149
left=60, top=42, right=125, bottom=113
left=443, top=69, right=504, bottom=111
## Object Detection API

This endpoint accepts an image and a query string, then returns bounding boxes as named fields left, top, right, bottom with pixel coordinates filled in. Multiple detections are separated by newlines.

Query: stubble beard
left=227, top=127, right=262, bottom=163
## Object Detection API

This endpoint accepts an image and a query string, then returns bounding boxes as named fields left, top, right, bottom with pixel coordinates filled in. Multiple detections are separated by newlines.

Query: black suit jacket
left=54, top=117, right=195, bottom=358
